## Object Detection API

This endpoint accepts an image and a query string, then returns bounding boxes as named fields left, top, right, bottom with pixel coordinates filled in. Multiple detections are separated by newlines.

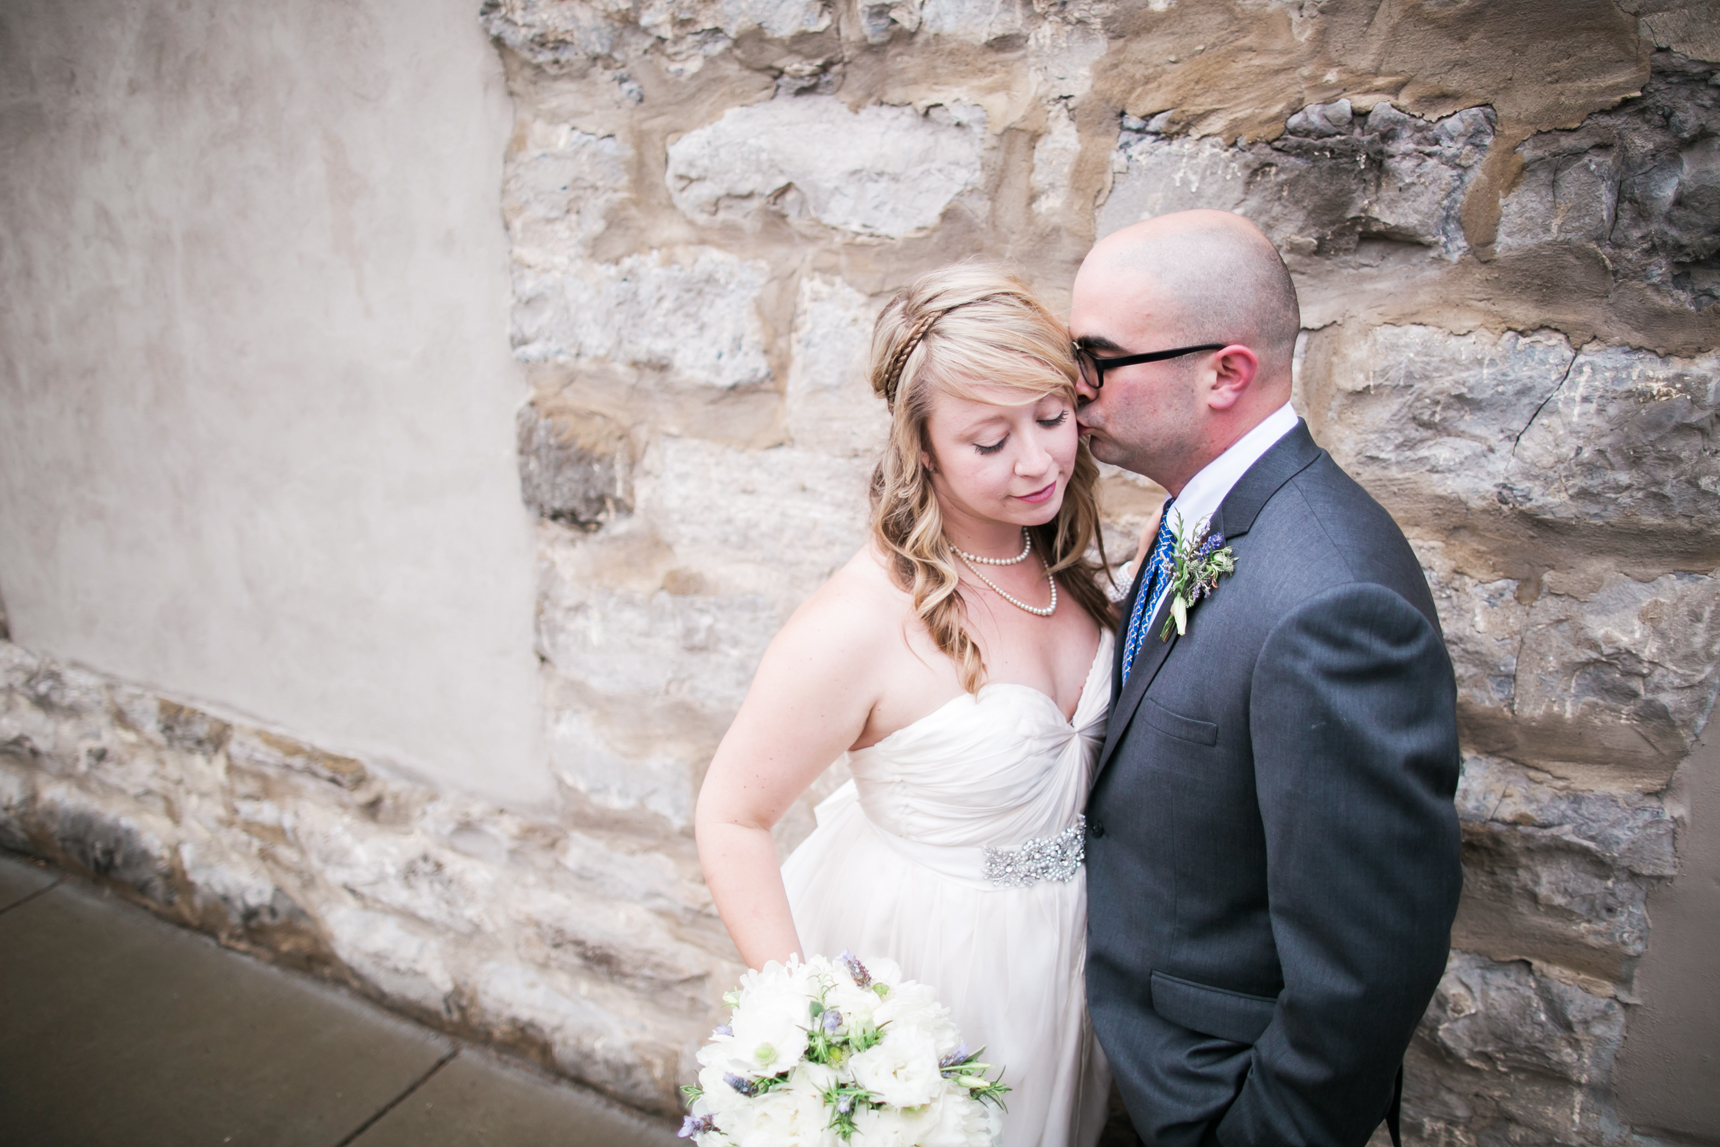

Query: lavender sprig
left=678, top=1114, right=719, bottom=1139
left=836, top=950, right=871, bottom=989
left=1159, top=521, right=1237, bottom=640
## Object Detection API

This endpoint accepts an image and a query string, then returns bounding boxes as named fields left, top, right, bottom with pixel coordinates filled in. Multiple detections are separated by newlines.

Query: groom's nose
left=1073, top=375, right=1100, bottom=410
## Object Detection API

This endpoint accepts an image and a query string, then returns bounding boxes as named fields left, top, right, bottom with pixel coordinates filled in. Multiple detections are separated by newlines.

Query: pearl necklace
left=951, top=528, right=1033, bottom=566
left=955, top=541, right=1058, bottom=617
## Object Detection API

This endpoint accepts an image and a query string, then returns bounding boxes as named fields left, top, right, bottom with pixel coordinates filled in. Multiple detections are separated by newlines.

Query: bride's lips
left=1016, top=481, right=1058, bottom=505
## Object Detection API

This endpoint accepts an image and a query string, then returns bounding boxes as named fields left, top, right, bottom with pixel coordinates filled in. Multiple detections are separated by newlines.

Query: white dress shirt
left=1107, top=403, right=1299, bottom=600
left=1164, top=401, right=1300, bottom=539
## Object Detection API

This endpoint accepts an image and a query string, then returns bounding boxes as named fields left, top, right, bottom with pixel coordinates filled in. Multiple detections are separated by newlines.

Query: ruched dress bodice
left=857, top=678, right=1104, bottom=832
left=782, top=632, right=1113, bottom=1147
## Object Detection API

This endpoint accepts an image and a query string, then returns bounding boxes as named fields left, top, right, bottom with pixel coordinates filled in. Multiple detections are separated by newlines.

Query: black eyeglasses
left=1073, top=343, right=1227, bottom=390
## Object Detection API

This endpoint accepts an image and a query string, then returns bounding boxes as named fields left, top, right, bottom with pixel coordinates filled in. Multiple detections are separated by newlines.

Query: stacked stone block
left=0, top=645, right=733, bottom=1106
left=488, top=1, right=1719, bottom=1140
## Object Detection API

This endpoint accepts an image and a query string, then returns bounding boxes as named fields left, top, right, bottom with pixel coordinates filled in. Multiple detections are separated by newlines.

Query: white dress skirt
left=782, top=632, right=1114, bottom=1147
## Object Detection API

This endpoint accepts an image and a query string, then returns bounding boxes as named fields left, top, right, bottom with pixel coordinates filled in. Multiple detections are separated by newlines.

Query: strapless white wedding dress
left=782, top=631, right=1113, bottom=1147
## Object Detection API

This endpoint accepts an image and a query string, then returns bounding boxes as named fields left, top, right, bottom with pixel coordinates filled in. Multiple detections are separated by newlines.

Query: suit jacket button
left=1089, top=820, right=1105, bottom=838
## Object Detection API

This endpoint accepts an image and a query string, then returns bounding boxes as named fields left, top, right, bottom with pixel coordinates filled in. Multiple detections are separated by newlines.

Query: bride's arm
left=695, top=578, right=885, bottom=971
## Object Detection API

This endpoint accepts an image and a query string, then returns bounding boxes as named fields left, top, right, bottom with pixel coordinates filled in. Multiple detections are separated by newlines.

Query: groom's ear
left=1205, top=345, right=1259, bottom=411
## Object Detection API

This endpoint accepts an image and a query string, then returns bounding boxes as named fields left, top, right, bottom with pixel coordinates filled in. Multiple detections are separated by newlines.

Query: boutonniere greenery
left=1159, top=519, right=1238, bottom=640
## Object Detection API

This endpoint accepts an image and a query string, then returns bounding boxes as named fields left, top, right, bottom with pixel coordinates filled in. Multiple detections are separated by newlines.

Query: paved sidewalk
left=0, top=849, right=680, bottom=1147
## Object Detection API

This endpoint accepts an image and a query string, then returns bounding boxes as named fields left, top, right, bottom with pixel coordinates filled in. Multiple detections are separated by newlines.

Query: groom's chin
left=1082, top=432, right=1122, bottom=468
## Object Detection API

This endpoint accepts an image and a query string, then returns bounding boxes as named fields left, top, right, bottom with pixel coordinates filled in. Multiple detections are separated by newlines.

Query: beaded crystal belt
left=862, top=811, right=1089, bottom=890
left=982, top=816, right=1086, bottom=888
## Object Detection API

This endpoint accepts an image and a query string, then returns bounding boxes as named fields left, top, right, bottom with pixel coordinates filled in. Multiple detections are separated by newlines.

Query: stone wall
left=0, top=644, right=730, bottom=1106
left=1, top=1, right=1716, bottom=1143
left=486, top=0, right=1720, bottom=1141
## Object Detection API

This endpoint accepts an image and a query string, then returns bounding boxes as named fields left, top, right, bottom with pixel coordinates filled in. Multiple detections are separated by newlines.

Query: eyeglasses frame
left=1073, top=342, right=1229, bottom=390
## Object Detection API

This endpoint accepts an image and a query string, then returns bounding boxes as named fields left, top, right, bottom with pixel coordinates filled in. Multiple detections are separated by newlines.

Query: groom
left=1074, top=210, right=1462, bottom=1147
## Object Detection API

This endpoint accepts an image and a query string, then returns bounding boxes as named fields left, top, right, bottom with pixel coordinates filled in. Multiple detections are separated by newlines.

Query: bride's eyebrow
left=954, top=409, right=1015, bottom=437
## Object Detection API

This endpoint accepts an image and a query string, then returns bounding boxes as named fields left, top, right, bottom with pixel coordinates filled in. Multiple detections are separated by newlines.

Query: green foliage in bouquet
left=680, top=952, right=1010, bottom=1146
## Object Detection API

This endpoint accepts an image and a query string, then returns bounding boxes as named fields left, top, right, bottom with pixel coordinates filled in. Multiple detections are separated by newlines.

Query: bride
left=695, top=265, right=1122, bottom=1147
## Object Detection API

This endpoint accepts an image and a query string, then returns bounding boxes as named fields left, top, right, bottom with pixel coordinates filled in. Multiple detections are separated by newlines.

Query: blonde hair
left=867, top=265, right=1113, bottom=693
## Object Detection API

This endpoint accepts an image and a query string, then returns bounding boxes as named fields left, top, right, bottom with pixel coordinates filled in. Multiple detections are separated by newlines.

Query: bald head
left=1086, top=210, right=1300, bottom=381
left=1070, top=210, right=1302, bottom=490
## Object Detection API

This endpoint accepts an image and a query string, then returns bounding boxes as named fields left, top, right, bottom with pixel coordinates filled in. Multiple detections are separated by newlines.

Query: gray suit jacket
left=1085, top=422, right=1461, bottom=1147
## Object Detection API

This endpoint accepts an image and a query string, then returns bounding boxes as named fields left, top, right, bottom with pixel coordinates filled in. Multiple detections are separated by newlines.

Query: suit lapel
left=1094, top=421, right=1325, bottom=780
left=1207, top=420, right=1322, bottom=542
left=1095, top=592, right=1179, bottom=777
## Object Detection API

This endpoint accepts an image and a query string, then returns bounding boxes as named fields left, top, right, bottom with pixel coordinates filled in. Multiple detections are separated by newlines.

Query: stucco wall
left=1615, top=729, right=1720, bottom=1139
left=0, top=0, right=548, bottom=806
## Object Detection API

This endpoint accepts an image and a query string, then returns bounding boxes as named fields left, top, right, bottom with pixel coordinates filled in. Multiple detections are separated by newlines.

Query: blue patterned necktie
left=1121, top=509, right=1178, bottom=682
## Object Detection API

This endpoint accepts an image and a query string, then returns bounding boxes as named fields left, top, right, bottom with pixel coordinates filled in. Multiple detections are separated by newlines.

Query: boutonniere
left=1159, top=519, right=1238, bottom=640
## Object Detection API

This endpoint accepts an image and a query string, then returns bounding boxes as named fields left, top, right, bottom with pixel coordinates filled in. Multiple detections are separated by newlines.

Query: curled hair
left=867, top=265, right=1113, bottom=693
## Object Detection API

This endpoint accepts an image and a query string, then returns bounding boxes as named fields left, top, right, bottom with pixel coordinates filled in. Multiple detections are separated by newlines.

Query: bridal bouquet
left=680, top=951, right=1008, bottom=1147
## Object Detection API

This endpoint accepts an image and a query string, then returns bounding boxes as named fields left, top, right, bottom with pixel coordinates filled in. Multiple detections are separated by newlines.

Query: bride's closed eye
left=976, top=410, right=1068, bottom=454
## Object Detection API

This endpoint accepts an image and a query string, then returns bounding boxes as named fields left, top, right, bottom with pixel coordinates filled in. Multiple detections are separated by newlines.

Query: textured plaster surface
left=0, top=0, right=549, bottom=806
left=1614, top=732, right=1720, bottom=1137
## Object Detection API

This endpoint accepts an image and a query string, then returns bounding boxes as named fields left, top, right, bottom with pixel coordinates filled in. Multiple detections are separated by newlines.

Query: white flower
left=918, top=1087, right=996, bottom=1147
left=847, top=1027, right=944, bottom=1108
left=851, top=1103, right=935, bottom=1147
left=849, top=1094, right=985, bottom=1147
left=724, top=959, right=814, bottom=1076
left=797, top=1060, right=838, bottom=1094
left=860, top=955, right=906, bottom=988
left=871, top=980, right=935, bottom=1022
left=724, top=1072, right=835, bottom=1147
left=683, top=1094, right=738, bottom=1147
left=872, top=982, right=960, bottom=1055
left=688, top=955, right=999, bottom=1147
left=696, top=1063, right=750, bottom=1119
left=824, top=954, right=903, bottom=1030
left=825, top=976, right=880, bottom=1011
left=827, top=990, right=880, bottom=1032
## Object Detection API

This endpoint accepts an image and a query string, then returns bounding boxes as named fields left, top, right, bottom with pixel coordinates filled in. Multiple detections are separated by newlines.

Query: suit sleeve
left=1216, top=582, right=1462, bottom=1147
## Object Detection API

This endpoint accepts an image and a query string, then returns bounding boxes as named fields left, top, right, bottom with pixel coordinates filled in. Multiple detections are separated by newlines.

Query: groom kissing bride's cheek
left=693, top=210, right=1460, bottom=1147
left=1075, top=210, right=1461, bottom=1147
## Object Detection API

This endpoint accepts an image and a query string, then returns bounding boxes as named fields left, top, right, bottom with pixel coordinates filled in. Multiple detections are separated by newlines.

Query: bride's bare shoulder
left=776, top=543, right=912, bottom=654
left=830, top=541, right=910, bottom=601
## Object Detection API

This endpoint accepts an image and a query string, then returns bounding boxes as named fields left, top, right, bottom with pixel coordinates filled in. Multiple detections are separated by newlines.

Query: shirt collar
left=1166, top=402, right=1299, bottom=537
